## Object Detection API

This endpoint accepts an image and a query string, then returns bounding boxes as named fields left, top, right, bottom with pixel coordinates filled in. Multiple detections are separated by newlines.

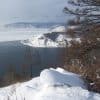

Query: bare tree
left=64, top=0, right=100, bottom=36
left=64, top=0, right=100, bottom=93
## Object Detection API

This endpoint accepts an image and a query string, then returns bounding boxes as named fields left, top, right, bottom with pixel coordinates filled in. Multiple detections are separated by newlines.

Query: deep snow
left=0, top=68, right=100, bottom=100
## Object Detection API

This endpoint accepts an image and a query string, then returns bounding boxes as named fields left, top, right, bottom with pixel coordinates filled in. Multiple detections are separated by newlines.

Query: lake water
left=0, top=41, right=66, bottom=78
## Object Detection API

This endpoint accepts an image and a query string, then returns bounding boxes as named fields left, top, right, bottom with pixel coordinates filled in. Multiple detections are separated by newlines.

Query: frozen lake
left=0, top=28, right=50, bottom=42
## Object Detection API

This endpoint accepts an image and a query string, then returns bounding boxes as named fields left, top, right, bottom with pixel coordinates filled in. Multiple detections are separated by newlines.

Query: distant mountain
left=4, top=22, right=66, bottom=28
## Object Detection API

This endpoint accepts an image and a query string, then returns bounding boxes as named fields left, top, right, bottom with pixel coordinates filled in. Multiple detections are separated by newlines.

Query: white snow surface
left=0, top=67, right=100, bottom=100
left=21, top=26, right=66, bottom=47
left=22, top=32, right=81, bottom=47
left=22, top=33, right=68, bottom=47
left=21, top=26, right=81, bottom=47
left=40, top=68, right=86, bottom=88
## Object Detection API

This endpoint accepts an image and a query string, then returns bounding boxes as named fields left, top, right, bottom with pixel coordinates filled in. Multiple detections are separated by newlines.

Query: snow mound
left=34, top=87, right=100, bottom=100
left=0, top=68, right=100, bottom=100
left=40, top=69, right=86, bottom=88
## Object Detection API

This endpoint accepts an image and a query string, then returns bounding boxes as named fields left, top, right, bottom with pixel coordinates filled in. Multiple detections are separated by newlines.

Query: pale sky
left=0, top=0, right=68, bottom=25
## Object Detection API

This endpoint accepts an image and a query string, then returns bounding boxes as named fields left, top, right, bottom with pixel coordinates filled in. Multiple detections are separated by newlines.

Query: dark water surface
left=0, top=41, right=66, bottom=78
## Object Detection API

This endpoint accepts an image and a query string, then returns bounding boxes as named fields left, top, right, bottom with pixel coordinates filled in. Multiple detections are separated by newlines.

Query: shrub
left=64, top=35, right=100, bottom=93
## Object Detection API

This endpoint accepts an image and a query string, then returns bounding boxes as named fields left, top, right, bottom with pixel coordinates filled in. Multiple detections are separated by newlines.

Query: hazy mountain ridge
left=4, top=22, right=66, bottom=28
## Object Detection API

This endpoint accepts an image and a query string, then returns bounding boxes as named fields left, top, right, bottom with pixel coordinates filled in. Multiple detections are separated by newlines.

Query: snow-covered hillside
left=22, top=33, right=67, bottom=47
left=22, top=26, right=80, bottom=47
left=0, top=68, right=100, bottom=100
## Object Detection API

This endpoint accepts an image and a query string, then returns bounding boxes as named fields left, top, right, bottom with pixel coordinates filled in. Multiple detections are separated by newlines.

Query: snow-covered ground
left=0, top=67, right=100, bottom=100
left=21, top=33, right=68, bottom=47
left=22, top=26, right=81, bottom=47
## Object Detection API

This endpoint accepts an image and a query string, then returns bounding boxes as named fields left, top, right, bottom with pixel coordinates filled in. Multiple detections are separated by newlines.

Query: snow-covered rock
left=22, top=32, right=68, bottom=47
left=21, top=25, right=82, bottom=48
left=0, top=68, right=100, bottom=100
left=22, top=33, right=81, bottom=47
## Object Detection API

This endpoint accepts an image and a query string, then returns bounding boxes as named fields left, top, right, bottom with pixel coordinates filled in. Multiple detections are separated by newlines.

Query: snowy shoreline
left=21, top=25, right=81, bottom=48
left=0, top=67, right=100, bottom=100
left=0, top=26, right=99, bottom=100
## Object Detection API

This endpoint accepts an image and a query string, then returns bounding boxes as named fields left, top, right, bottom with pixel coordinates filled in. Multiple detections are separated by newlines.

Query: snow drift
left=0, top=68, right=100, bottom=100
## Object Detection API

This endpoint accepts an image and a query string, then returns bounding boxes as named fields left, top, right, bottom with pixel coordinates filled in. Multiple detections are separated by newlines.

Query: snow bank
left=0, top=68, right=100, bottom=100
left=21, top=26, right=67, bottom=47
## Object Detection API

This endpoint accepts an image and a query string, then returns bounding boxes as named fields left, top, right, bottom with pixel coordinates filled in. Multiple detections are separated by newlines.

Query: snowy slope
left=22, top=33, right=67, bottom=47
left=22, top=26, right=81, bottom=47
left=0, top=68, right=100, bottom=100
